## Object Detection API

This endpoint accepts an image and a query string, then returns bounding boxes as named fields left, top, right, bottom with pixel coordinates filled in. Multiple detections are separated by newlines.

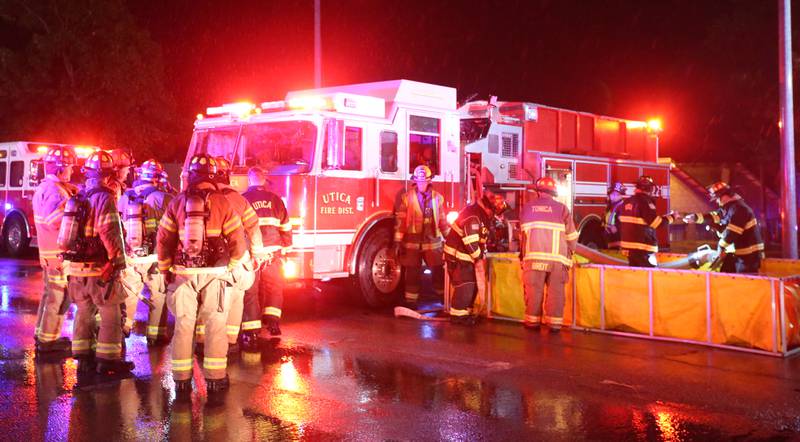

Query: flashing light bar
left=74, top=146, right=97, bottom=158
left=647, top=118, right=663, bottom=133
left=627, top=118, right=663, bottom=133
left=35, top=145, right=97, bottom=158
left=260, top=100, right=287, bottom=110
left=206, top=102, right=256, bottom=117
left=287, top=95, right=329, bottom=110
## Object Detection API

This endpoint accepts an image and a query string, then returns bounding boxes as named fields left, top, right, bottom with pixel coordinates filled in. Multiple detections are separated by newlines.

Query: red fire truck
left=0, top=141, right=98, bottom=257
left=459, top=99, right=669, bottom=249
left=186, top=80, right=666, bottom=306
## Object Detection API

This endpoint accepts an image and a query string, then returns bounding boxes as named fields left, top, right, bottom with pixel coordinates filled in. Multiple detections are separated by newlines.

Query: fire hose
left=575, top=243, right=723, bottom=270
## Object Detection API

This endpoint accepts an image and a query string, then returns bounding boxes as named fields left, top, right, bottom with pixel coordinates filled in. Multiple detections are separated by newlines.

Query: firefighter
left=603, top=182, right=626, bottom=249
left=118, top=159, right=175, bottom=346
left=159, top=169, right=178, bottom=194
left=393, top=165, right=450, bottom=306
left=214, top=157, right=260, bottom=351
left=683, top=182, right=764, bottom=273
left=444, top=190, right=507, bottom=325
left=619, top=175, right=677, bottom=267
left=62, top=151, right=133, bottom=375
left=156, top=154, right=246, bottom=393
left=109, top=149, right=133, bottom=200
left=520, top=177, right=578, bottom=331
left=32, top=146, right=80, bottom=354
left=242, top=166, right=292, bottom=339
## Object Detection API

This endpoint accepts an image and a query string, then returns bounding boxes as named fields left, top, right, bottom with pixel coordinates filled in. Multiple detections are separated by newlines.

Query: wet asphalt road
left=1, top=258, right=800, bottom=441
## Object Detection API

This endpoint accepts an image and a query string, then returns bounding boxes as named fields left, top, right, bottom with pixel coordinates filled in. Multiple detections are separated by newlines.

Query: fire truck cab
left=0, top=141, right=98, bottom=256
left=187, top=80, right=463, bottom=306
left=459, top=100, right=669, bottom=249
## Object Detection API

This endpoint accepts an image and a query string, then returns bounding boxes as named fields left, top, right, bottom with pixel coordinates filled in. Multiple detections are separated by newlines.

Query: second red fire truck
left=0, top=141, right=99, bottom=257
left=186, top=80, right=667, bottom=306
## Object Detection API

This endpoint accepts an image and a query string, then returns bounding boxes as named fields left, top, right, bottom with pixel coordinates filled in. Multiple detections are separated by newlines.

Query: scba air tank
left=57, top=196, right=82, bottom=251
left=125, top=200, right=144, bottom=249
left=182, top=195, right=206, bottom=257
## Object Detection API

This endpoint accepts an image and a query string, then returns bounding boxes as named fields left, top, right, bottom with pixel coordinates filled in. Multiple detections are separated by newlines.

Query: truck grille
left=509, top=163, right=519, bottom=179
left=502, top=133, right=520, bottom=158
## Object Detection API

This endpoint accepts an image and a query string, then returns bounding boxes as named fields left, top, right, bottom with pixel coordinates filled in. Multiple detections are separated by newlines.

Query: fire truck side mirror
left=29, top=160, right=43, bottom=187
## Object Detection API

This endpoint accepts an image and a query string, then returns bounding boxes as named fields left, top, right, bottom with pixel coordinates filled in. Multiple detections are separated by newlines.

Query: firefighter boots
left=35, top=337, right=72, bottom=354
left=96, top=359, right=135, bottom=376
left=75, top=355, right=97, bottom=374
left=240, top=330, right=259, bottom=351
left=265, top=316, right=282, bottom=336
left=205, top=375, right=229, bottom=393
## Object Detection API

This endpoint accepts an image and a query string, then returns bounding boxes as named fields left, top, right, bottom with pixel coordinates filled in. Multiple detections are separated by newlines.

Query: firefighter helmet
left=707, top=181, right=732, bottom=201
left=635, top=175, right=656, bottom=194
left=608, top=182, right=627, bottom=195
left=215, top=157, right=231, bottom=183
left=412, top=165, right=433, bottom=182
left=109, top=149, right=133, bottom=169
left=535, top=177, right=558, bottom=196
left=187, top=154, right=218, bottom=182
left=481, top=190, right=508, bottom=216
left=43, top=146, right=77, bottom=168
left=83, top=151, right=116, bottom=179
left=138, top=159, right=164, bottom=181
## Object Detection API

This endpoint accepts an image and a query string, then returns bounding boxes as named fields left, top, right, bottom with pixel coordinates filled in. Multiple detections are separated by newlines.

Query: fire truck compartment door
left=314, top=121, right=372, bottom=275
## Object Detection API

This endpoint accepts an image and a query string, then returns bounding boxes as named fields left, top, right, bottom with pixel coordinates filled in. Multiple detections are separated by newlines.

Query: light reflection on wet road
left=0, top=257, right=798, bottom=441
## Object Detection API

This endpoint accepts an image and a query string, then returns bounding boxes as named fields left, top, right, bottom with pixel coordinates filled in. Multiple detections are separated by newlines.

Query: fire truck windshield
left=460, top=118, right=491, bottom=144
left=191, top=121, right=316, bottom=173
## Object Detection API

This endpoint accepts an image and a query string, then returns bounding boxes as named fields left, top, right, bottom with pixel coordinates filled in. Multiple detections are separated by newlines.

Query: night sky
left=3, top=1, right=793, bottom=168
left=126, top=0, right=793, bottom=166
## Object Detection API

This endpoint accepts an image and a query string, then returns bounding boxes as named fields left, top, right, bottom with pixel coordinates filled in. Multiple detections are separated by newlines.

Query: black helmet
left=707, top=181, right=733, bottom=201
left=187, top=154, right=218, bottom=183
left=481, top=190, right=508, bottom=216
left=635, top=175, right=656, bottom=194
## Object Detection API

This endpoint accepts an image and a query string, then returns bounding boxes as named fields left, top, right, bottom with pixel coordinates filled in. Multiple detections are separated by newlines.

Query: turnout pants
left=447, top=258, right=477, bottom=317
left=400, top=246, right=444, bottom=303
left=721, top=253, right=762, bottom=274
left=244, top=259, right=285, bottom=323
left=120, top=259, right=169, bottom=340
left=522, top=261, right=568, bottom=326
left=226, top=259, right=256, bottom=343
left=167, top=269, right=232, bottom=381
left=35, top=259, right=70, bottom=343
left=68, top=274, right=125, bottom=361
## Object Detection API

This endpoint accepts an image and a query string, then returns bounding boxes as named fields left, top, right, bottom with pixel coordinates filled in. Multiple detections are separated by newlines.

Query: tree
left=0, top=0, right=182, bottom=161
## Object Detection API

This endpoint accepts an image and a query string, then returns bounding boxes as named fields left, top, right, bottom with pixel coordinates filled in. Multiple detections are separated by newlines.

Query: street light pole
left=779, top=0, right=797, bottom=258
left=314, top=0, right=322, bottom=88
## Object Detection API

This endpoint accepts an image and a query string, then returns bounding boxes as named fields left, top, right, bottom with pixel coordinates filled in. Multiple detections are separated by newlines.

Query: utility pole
left=779, top=0, right=797, bottom=258
left=314, top=0, right=322, bottom=88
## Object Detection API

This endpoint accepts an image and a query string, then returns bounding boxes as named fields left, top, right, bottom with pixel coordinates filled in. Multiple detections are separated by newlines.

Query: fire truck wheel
left=4, top=215, right=29, bottom=257
left=356, top=228, right=402, bottom=307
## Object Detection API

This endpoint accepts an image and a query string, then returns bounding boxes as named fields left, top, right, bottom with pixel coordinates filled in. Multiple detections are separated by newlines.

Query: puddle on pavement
left=0, top=338, right=791, bottom=440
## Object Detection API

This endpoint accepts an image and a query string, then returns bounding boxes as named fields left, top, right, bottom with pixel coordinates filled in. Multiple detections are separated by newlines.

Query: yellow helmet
left=412, top=165, right=433, bottom=182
